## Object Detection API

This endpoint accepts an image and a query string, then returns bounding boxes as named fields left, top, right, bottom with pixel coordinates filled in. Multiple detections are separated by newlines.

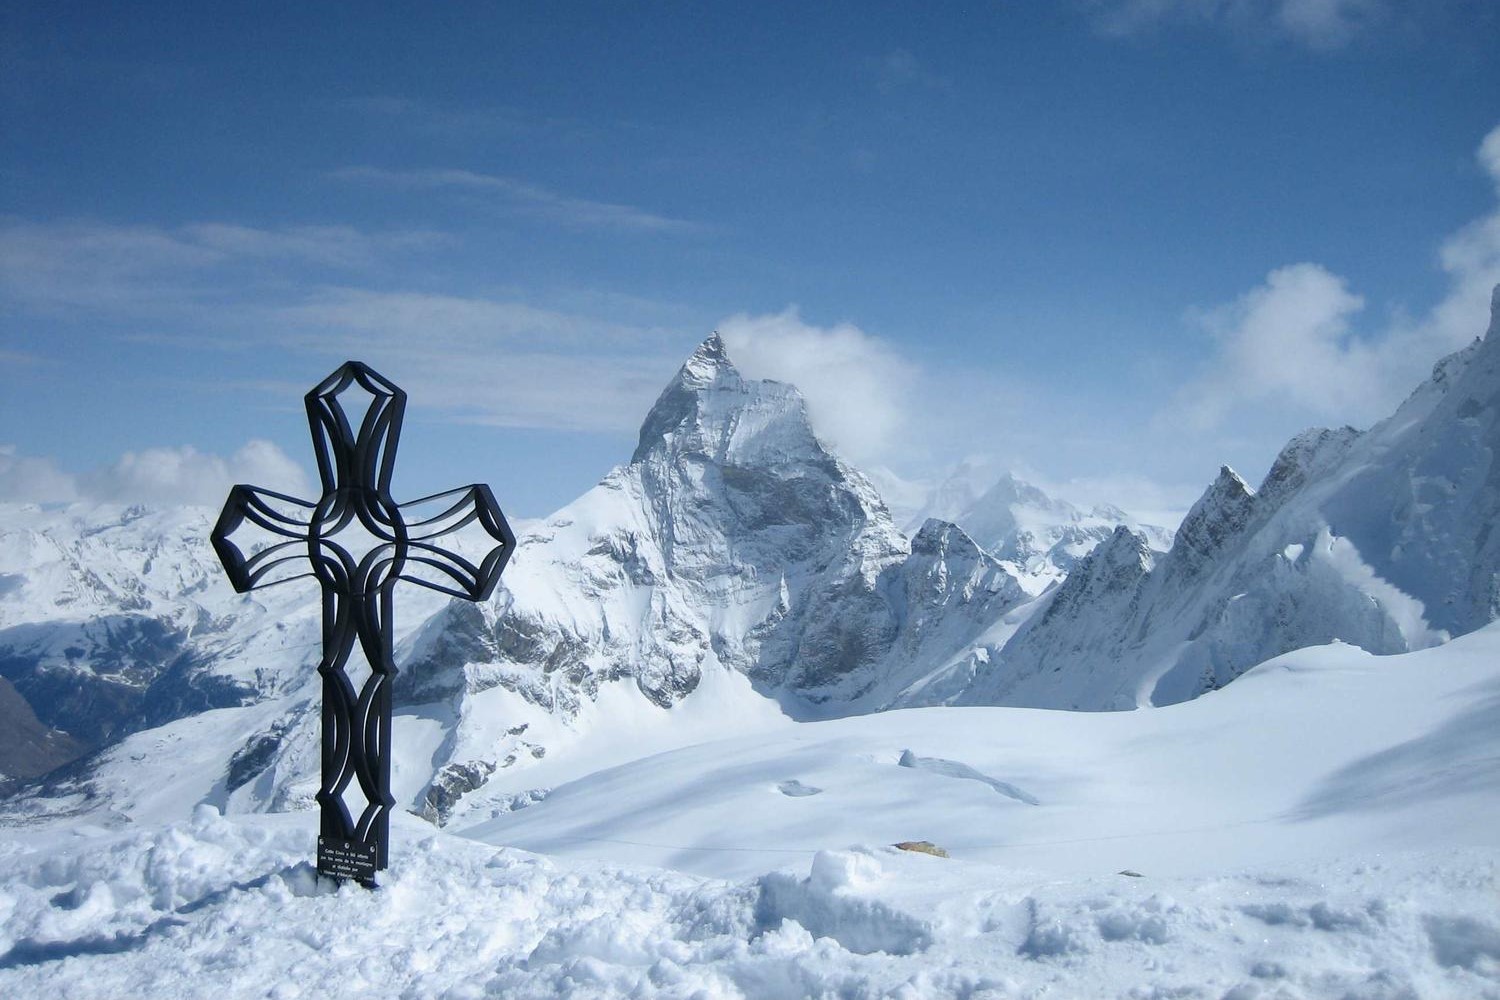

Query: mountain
left=7, top=624, right=1499, bottom=1000
left=941, top=471, right=1173, bottom=594
left=0, top=336, right=1034, bottom=827
left=386, top=334, right=1033, bottom=823
left=897, top=460, right=1174, bottom=595
left=0, top=502, right=326, bottom=782
left=6, top=287, right=1500, bottom=828
left=925, top=285, right=1500, bottom=710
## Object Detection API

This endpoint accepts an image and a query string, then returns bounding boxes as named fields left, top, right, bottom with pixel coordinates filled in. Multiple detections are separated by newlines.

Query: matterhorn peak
left=676, top=331, right=735, bottom=390
left=631, top=331, right=832, bottom=474
left=632, top=333, right=745, bottom=463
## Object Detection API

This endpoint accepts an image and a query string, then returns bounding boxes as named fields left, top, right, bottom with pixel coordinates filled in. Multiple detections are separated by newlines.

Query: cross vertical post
left=211, top=361, right=515, bottom=885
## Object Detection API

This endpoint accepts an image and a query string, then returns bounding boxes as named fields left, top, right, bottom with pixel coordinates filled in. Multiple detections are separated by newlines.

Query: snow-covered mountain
left=6, top=287, right=1500, bottom=828
left=383, top=335, right=1034, bottom=822
left=914, top=286, right=1500, bottom=711
left=0, top=336, right=1033, bottom=826
left=910, top=469, right=1174, bottom=595
left=0, top=503, right=317, bottom=788
left=6, top=618, right=1499, bottom=1000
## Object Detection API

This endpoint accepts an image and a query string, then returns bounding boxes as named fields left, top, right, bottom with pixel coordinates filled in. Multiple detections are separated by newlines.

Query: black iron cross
left=211, top=362, right=514, bottom=884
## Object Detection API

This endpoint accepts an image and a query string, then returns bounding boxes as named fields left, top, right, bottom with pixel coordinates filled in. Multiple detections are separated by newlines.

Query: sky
left=2, top=1, right=1499, bottom=524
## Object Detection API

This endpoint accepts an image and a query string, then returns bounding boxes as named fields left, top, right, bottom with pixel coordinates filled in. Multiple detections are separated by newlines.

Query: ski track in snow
left=896, top=748, right=1041, bottom=805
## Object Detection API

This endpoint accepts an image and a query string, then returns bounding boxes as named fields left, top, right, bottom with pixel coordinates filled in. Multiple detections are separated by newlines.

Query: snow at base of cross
left=0, top=812, right=1495, bottom=998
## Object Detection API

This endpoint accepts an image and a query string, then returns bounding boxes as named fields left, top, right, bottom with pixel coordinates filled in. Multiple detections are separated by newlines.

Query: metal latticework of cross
left=211, top=361, right=515, bottom=885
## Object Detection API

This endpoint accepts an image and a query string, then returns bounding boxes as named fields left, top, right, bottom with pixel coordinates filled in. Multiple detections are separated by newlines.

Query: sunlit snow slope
left=463, top=623, right=1500, bottom=881
left=1, top=625, right=1497, bottom=999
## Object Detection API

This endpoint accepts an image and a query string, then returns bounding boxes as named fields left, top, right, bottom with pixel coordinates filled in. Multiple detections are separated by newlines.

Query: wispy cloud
left=870, top=50, right=953, bottom=94
left=279, top=287, right=662, bottom=348
left=1086, top=0, right=1388, bottom=49
left=333, top=95, right=594, bottom=142
left=0, top=219, right=442, bottom=311
left=0, top=445, right=77, bottom=503
left=1168, top=123, right=1500, bottom=430
left=0, top=216, right=698, bottom=436
left=271, top=287, right=686, bottom=432
left=331, top=166, right=702, bottom=234
left=177, top=223, right=443, bottom=265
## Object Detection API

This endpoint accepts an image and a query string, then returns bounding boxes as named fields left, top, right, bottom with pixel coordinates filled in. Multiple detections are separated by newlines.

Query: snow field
left=1, top=808, right=1496, bottom=999
left=4, top=601, right=1500, bottom=997
left=464, top=626, right=1500, bottom=883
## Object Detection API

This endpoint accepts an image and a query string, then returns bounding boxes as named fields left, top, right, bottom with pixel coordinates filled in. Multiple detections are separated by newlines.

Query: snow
left=6, top=303, right=1500, bottom=996
left=4, top=625, right=1498, bottom=998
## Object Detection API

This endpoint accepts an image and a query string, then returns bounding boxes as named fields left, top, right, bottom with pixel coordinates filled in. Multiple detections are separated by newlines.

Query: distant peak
left=1172, top=465, right=1257, bottom=565
left=1210, top=466, right=1251, bottom=495
left=676, top=332, right=735, bottom=390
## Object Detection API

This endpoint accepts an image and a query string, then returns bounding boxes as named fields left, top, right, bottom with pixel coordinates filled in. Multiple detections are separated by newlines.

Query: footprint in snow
left=777, top=780, right=823, bottom=797
left=897, top=749, right=1040, bottom=805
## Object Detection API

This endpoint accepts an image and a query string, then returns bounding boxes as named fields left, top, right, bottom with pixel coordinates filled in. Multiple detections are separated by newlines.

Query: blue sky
left=3, top=1, right=1499, bottom=522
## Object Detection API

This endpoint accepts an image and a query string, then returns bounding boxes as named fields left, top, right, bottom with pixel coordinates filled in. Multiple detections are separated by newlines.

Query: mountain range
left=3, top=286, right=1497, bottom=831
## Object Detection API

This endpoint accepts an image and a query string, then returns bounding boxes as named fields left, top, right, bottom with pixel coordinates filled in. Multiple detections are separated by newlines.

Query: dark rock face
left=1168, top=468, right=1257, bottom=574
left=421, top=760, right=499, bottom=825
left=0, top=616, right=253, bottom=749
left=0, top=677, right=87, bottom=784
left=225, top=719, right=294, bottom=793
left=1257, top=427, right=1360, bottom=511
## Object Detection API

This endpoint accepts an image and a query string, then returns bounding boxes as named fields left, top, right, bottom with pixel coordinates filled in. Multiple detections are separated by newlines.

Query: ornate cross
left=211, top=362, right=515, bottom=884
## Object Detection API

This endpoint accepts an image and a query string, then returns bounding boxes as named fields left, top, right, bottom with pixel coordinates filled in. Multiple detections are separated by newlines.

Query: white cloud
left=0, top=441, right=310, bottom=507
left=81, top=440, right=312, bottom=506
left=1088, top=0, right=1386, bottom=49
left=330, top=166, right=701, bottom=234
left=718, top=308, right=915, bottom=466
left=0, top=445, right=78, bottom=503
left=1172, top=123, right=1500, bottom=431
left=1481, top=125, right=1500, bottom=188
left=1274, top=0, right=1384, bottom=48
left=1177, top=262, right=1370, bottom=426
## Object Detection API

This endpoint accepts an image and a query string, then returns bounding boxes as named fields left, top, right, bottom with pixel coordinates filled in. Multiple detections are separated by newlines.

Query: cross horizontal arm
left=395, top=484, right=515, bottom=601
left=211, top=485, right=319, bottom=593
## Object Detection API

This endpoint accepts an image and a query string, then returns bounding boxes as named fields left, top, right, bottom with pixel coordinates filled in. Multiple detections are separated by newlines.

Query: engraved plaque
left=317, top=835, right=379, bottom=883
